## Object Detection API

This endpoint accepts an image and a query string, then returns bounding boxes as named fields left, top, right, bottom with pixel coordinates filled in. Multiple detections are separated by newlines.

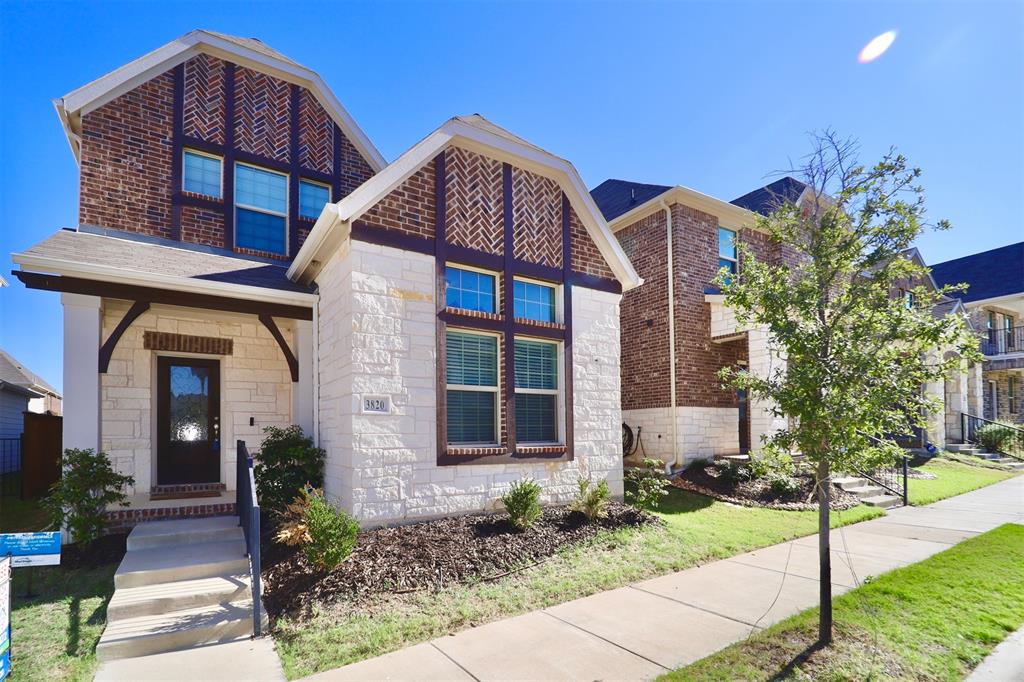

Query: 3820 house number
left=362, top=395, right=392, bottom=414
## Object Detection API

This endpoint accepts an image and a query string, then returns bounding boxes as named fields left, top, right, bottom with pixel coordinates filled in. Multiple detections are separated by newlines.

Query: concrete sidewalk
left=94, top=636, right=285, bottom=681
left=302, top=476, right=1023, bottom=682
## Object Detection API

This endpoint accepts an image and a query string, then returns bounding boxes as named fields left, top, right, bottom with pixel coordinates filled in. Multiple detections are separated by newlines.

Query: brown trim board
left=99, top=300, right=151, bottom=373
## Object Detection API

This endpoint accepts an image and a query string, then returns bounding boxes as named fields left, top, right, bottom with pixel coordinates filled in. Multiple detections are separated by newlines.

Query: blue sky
left=1, top=1, right=1021, bottom=392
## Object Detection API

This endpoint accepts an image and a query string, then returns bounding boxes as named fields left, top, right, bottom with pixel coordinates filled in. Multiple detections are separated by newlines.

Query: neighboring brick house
left=932, top=242, right=1024, bottom=425
left=12, top=31, right=640, bottom=527
left=594, top=176, right=982, bottom=466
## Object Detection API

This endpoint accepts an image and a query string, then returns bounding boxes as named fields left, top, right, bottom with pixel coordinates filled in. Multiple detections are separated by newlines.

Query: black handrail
left=855, top=435, right=909, bottom=506
left=236, top=440, right=262, bottom=636
left=961, top=413, right=1024, bottom=462
left=980, top=325, right=1024, bottom=356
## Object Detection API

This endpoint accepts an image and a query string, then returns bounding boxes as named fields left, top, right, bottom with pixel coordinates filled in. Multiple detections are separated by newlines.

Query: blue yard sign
left=0, top=532, right=61, bottom=568
left=1, top=555, right=11, bottom=681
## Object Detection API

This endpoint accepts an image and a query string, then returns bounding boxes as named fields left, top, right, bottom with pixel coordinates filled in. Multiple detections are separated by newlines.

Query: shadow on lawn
left=655, top=487, right=716, bottom=515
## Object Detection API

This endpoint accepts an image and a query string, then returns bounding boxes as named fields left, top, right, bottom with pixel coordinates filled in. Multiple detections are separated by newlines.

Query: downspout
left=662, top=200, right=681, bottom=471
left=312, top=293, right=321, bottom=448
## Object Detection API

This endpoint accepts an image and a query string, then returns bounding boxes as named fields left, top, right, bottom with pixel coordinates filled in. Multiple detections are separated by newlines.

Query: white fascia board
left=610, top=186, right=757, bottom=233
left=12, top=252, right=316, bottom=307
left=960, top=293, right=1024, bottom=309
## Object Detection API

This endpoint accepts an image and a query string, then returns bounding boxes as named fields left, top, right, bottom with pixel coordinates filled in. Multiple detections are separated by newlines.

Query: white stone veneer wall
left=623, top=406, right=739, bottom=466
left=317, top=239, right=624, bottom=526
left=100, top=301, right=294, bottom=494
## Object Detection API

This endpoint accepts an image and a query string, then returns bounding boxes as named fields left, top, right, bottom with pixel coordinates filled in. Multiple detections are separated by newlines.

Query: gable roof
left=930, top=241, right=1024, bottom=304
left=731, top=177, right=808, bottom=215
left=289, top=115, right=643, bottom=291
left=0, top=349, right=60, bottom=399
left=54, top=29, right=385, bottom=171
left=590, top=179, right=672, bottom=222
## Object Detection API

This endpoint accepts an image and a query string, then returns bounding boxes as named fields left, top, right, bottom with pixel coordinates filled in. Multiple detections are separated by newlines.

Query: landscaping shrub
left=502, top=478, right=543, bottom=530
left=715, top=459, right=752, bottom=485
left=276, top=486, right=358, bottom=570
left=254, top=425, right=325, bottom=514
left=625, top=458, right=670, bottom=510
left=43, top=448, right=134, bottom=544
left=977, top=421, right=1019, bottom=453
left=748, top=444, right=796, bottom=480
left=570, top=478, right=610, bottom=521
left=768, top=474, right=802, bottom=496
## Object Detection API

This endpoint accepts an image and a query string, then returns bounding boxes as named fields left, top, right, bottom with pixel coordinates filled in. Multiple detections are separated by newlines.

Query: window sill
left=180, top=191, right=224, bottom=203
left=513, top=317, right=564, bottom=331
left=235, top=246, right=289, bottom=261
left=444, top=307, right=503, bottom=322
left=439, top=444, right=572, bottom=466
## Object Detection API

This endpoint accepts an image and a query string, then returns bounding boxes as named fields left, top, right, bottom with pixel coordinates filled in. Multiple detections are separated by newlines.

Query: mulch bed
left=262, top=502, right=656, bottom=619
left=674, top=465, right=863, bottom=511
left=61, top=533, right=128, bottom=569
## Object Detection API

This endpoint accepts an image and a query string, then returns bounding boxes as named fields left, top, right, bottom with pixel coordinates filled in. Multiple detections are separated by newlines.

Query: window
left=446, top=331, right=498, bottom=444
left=1005, top=315, right=1016, bottom=350
left=445, top=266, right=497, bottom=314
left=718, top=227, right=738, bottom=277
left=898, top=288, right=914, bottom=309
left=236, top=164, right=287, bottom=255
left=514, top=279, right=556, bottom=323
left=514, top=339, right=559, bottom=443
left=299, top=180, right=330, bottom=220
left=183, top=150, right=222, bottom=198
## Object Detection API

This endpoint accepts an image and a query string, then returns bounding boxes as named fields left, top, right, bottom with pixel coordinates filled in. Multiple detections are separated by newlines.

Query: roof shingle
left=590, top=179, right=672, bottom=222
left=930, top=242, right=1024, bottom=303
left=730, top=177, right=807, bottom=216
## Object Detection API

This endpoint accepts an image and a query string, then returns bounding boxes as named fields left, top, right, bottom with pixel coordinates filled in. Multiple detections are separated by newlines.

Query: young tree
left=718, top=132, right=980, bottom=644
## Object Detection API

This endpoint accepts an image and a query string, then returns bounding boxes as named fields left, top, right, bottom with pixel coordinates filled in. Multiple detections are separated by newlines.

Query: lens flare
left=859, top=30, right=897, bottom=63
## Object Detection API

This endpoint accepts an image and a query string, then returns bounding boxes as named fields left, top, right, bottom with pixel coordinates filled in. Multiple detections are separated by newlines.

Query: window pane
left=447, top=390, right=496, bottom=443
left=236, top=165, right=287, bottom=213
left=718, top=258, right=738, bottom=275
left=445, top=266, right=496, bottom=313
left=514, top=339, right=557, bottom=390
left=446, top=331, right=497, bottom=386
left=237, top=208, right=286, bottom=254
left=516, top=393, right=556, bottom=442
left=169, top=365, right=210, bottom=442
left=299, top=181, right=330, bottom=219
left=718, top=227, right=737, bottom=260
left=513, top=280, right=555, bottom=322
left=183, top=151, right=222, bottom=198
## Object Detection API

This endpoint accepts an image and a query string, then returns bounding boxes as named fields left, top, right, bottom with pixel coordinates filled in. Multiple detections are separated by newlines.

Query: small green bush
left=768, top=474, right=802, bottom=496
left=570, top=478, right=610, bottom=521
left=625, top=458, right=670, bottom=510
left=976, top=422, right=1020, bottom=454
left=502, top=478, right=543, bottom=530
left=254, top=425, right=325, bottom=514
left=715, top=459, right=752, bottom=485
left=302, top=489, right=359, bottom=570
left=748, top=444, right=796, bottom=480
left=43, top=448, right=134, bottom=544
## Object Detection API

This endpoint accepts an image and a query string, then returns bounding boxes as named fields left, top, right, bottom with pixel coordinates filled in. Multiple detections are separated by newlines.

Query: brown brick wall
left=180, top=204, right=225, bottom=248
left=233, top=65, right=291, bottom=162
left=570, top=206, right=616, bottom=280
left=79, top=70, right=176, bottom=239
left=297, top=88, right=333, bottom=175
left=183, top=54, right=225, bottom=144
left=445, top=147, right=504, bottom=254
left=511, top=166, right=561, bottom=269
left=360, top=158, right=437, bottom=239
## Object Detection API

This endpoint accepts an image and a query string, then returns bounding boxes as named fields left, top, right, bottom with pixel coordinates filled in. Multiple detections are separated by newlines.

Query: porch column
left=923, top=350, right=946, bottom=449
left=62, top=293, right=102, bottom=451
left=293, top=319, right=314, bottom=436
left=747, top=324, right=788, bottom=452
left=966, top=363, right=983, bottom=416
left=944, top=360, right=969, bottom=443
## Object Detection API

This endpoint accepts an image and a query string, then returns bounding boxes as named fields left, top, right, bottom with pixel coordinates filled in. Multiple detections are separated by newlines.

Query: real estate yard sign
left=0, top=532, right=61, bottom=567
left=1, top=555, right=10, bottom=681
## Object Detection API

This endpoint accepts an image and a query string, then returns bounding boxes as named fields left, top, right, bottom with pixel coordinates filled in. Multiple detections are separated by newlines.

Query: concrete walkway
left=967, top=624, right=1024, bottom=681
left=302, top=476, right=1024, bottom=682
left=94, top=637, right=285, bottom=681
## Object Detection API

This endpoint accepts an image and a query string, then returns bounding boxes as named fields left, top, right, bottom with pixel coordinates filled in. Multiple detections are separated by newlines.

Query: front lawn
left=7, top=535, right=124, bottom=682
left=272, top=488, right=882, bottom=679
left=663, top=523, right=1024, bottom=681
left=908, top=456, right=1018, bottom=506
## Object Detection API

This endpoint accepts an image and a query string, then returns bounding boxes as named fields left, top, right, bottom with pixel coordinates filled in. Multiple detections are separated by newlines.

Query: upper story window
left=514, top=338, right=559, bottom=443
left=299, top=180, right=331, bottom=220
left=446, top=330, right=499, bottom=445
left=718, top=227, right=738, bottom=276
left=514, top=279, right=556, bottom=323
left=183, top=150, right=222, bottom=198
left=236, top=163, right=287, bottom=255
left=988, top=311, right=996, bottom=330
left=445, top=266, right=497, bottom=314
left=898, top=288, right=914, bottom=309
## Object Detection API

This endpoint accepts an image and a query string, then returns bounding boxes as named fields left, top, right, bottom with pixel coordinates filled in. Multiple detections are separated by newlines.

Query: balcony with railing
left=980, top=326, right=1024, bottom=357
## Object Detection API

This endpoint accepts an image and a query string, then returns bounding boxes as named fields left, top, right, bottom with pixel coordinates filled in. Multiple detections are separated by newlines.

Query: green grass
left=908, top=456, right=1018, bottom=506
left=273, top=489, right=882, bottom=679
left=0, top=489, right=51, bottom=532
left=662, top=523, right=1024, bottom=681
left=8, top=560, right=117, bottom=682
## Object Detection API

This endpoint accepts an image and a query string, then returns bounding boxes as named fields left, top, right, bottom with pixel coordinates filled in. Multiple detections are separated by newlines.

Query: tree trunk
left=817, top=457, right=833, bottom=645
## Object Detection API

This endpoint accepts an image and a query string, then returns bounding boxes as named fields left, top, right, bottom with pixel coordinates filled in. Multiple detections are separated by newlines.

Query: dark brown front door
left=157, top=357, right=221, bottom=484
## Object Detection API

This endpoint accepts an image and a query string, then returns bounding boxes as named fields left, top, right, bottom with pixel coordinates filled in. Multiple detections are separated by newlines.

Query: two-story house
left=11, top=31, right=641, bottom=528
left=932, top=242, right=1024, bottom=425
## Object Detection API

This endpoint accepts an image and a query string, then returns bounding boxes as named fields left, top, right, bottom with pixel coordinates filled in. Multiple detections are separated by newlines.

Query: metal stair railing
left=961, top=413, right=1024, bottom=462
left=854, top=435, right=909, bottom=506
left=236, top=440, right=262, bottom=637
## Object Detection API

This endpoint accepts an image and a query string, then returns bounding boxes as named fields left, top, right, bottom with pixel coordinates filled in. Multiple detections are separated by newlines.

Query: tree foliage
left=43, top=448, right=134, bottom=544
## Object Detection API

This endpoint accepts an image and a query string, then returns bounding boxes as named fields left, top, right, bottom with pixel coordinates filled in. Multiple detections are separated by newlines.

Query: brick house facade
left=13, top=31, right=640, bottom=528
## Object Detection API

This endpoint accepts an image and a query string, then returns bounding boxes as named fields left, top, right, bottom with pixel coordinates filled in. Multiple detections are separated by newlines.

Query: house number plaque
left=361, top=395, right=392, bottom=414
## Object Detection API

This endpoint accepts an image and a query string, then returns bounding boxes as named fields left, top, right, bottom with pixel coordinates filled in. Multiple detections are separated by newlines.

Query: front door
left=157, top=357, right=221, bottom=485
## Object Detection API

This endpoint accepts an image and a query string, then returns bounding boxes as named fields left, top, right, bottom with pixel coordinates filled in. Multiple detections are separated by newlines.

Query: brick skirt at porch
left=103, top=493, right=236, bottom=533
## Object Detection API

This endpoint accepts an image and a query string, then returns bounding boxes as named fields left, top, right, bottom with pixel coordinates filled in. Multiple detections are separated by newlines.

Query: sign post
left=1, top=556, right=11, bottom=681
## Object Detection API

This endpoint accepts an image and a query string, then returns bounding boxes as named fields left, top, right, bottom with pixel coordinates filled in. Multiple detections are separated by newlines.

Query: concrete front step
left=115, top=539, right=248, bottom=589
left=861, top=494, right=903, bottom=509
left=832, top=476, right=868, bottom=491
left=127, top=516, right=242, bottom=551
left=946, top=443, right=979, bottom=453
left=107, top=573, right=252, bottom=622
left=845, top=485, right=886, bottom=499
left=96, top=599, right=255, bottom=662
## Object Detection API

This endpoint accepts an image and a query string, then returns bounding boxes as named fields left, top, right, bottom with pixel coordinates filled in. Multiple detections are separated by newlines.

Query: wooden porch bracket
left=258, top=314, right=299, bottom=382
left=99, top=301, right=150, bottom=373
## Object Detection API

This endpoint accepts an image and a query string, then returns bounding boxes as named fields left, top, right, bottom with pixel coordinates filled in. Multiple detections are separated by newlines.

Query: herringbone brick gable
left=233, top=66, right=291, bottom=162
left=298, top=89, right=333, bottom=175
left=182, top=54, right=225, bottom=144
left=511, top=166, right=562, bottom=269
left=445, top=147, right=504, bottom=255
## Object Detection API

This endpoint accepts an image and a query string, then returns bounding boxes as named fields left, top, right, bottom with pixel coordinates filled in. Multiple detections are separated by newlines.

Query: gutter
left=662, top=200, right=681, bottom=470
